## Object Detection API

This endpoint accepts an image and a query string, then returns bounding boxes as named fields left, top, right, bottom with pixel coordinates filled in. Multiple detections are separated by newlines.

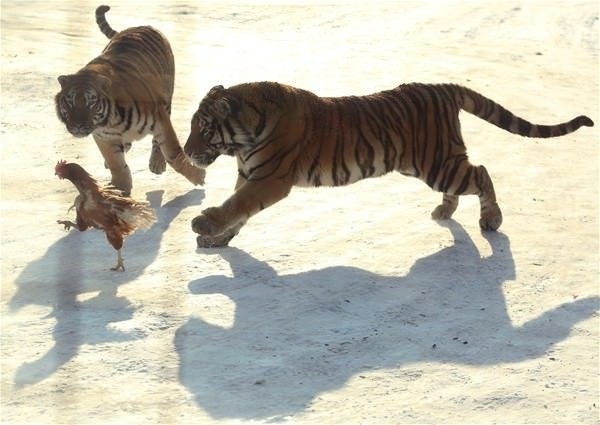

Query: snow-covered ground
left=1, top=1, right=598, bottom=423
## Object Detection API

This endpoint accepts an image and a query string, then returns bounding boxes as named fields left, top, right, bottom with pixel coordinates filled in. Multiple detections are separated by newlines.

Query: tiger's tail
left=95, top=5, right=117, bottom=39
left=458, top=85, right=594, bottom=138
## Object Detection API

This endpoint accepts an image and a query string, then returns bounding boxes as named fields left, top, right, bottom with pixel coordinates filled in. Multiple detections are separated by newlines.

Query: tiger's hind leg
left=432, top=157, right=502, bottom=231
left=474, top=165, right=503, bottom=231
left=431, top=194, right=459, bottom=220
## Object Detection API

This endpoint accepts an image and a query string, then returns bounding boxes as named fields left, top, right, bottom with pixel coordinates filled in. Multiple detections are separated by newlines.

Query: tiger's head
left=55, top=72, right=112, bottom=138
left=184, top=85, right=255, bottom=168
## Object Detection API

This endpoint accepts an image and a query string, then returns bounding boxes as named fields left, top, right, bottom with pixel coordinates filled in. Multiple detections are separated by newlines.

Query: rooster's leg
left=57, top=220, right=77, bottom=230
left=111, top=249, right=125, bottom=272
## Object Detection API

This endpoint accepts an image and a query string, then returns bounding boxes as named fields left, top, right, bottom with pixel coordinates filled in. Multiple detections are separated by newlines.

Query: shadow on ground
left=176, top=221, right=598, bottom=421
left=9, top=189, right=204, bottom=388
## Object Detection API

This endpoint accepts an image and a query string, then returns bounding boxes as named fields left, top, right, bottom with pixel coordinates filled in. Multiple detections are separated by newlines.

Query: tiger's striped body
left=184, top=82, right=593, bottom=248
left=55, top=5, right=204, bottom=195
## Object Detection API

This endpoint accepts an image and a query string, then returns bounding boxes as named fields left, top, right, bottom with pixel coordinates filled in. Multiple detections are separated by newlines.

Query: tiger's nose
left=69, top=124, right=92, bottom=137
left=74, top=95, right=87, bottom=108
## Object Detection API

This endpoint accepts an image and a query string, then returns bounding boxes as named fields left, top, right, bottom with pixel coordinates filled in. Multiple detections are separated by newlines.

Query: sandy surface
left=1, top=1, right=598, bottom=424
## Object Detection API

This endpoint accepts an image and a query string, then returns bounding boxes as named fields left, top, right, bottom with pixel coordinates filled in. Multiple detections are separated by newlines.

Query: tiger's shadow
left=9, top=188, right=204, bottom=388
left=176, top=221, right=598, bottom=421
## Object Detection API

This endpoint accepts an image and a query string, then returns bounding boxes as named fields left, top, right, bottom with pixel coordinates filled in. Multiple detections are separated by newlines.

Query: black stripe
left=330, top=100, right=345, bottom=185
left=518, top=119, right=532, bottom=135
left=439, top=155, right=463, bottom=192
left=498, top=107, right=513, bottom=131
left=248, top=143, right=298, bottom=181
left=557, top=123, right=568, bottom=135
left=349, top=99, right=375, bottom=179
left=402, top=89, right=425, bottom=178
left=243, top=138, right=275, bottom=163
left=339, top=127, right=351, bottom=183
left=243, top=100, right=265, bottom=136
left=116, top=105, right=125, bottom=122
left=331, top=133, right=341, bottom=185
left=133, top=101, right=141, bottom=126
left=395, top=88, right=418, bottom=171
left=538, top=125, right=551, bottom=138
left=373, top=97, right=398, bottom=172
left=455, top=164, right=473, bottom=195
left=481, top=96, right=495, bottom=121
left=385, top=93, right=409, bottom=169
left=124, top=107, right=133, bottom=132
left=422, top=86, right=447, bottom=188
left=97, top=99, right=111, bottom=126
left=223, top=120, right=236, bottom=140
left=139, top=108, right=148, bottom=134
left=308, top=157, right=320, bottom=181
left=372, top=97, right=398, bottom=172
left=411, top=86, right=434, bottom=179
left=415, top=88, right=432, bottom=177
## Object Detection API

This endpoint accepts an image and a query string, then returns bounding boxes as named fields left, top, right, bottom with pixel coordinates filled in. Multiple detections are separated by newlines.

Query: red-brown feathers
left=57, top=160, right=155, bottom=250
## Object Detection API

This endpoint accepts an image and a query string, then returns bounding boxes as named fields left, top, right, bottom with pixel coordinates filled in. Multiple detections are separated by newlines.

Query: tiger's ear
left=57, top=75, right=71, bottom=88
left=211, top=95, right=240, bottom=120
left=95, top=74, right=112, bottom=93
left=208, top=85, right=225, bottom=96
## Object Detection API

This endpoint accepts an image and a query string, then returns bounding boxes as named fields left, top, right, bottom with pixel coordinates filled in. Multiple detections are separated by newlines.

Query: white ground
left=1, top=1, right=598, bottom=424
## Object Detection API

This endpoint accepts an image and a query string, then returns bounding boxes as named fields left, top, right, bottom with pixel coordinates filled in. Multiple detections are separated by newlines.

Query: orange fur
left=184, top=82, right=593, bottom=247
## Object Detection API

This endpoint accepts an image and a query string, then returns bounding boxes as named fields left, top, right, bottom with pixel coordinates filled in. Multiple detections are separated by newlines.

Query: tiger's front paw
left=109, top=170, right=132, bottom=196
left=191, top=208, right=223, bottom=236
left=197, top=234, right=230, bottom=248
left=191, top=214, right=214, bottom=235
left=186, top=166, right=206, bottom=186
left=149, top=140, right=166, bottom=175
left=149, top=153, right=166, bottom=175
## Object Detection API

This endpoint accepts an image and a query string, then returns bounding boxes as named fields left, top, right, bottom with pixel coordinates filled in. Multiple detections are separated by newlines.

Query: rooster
left=55, top=160, right=156, bottom=271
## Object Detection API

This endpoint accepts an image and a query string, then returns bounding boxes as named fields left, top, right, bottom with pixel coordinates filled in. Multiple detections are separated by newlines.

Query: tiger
left=183, top=81, right=594, bottom=248
left=54, top=5, right=204, bottom=196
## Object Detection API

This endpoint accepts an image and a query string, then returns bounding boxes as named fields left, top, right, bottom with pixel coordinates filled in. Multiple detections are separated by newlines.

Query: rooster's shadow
left=9, top=188, right=204, bottom=388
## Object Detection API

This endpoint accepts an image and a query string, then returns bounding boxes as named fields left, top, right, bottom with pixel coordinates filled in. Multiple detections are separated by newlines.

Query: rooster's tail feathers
left=130, top=203, right=156, bottom=230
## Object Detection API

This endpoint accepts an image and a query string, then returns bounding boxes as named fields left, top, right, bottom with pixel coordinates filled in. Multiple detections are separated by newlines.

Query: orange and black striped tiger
left=55, top=5, right=204, bottom=195
left=183, top=82, right=593, bottom=248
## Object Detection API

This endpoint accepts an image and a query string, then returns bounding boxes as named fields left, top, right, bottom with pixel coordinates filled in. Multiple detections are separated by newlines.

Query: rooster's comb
left=55, top=160, right=69, bottom=177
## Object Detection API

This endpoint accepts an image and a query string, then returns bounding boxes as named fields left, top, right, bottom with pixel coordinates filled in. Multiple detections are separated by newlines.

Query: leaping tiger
left=55, top=5, right=204, bottom=195
left=183, top=82, right=594, bottom=248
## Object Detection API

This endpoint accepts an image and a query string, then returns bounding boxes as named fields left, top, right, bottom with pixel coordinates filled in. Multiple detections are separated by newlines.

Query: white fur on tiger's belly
left=295, top=160, right=390, bottom=187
